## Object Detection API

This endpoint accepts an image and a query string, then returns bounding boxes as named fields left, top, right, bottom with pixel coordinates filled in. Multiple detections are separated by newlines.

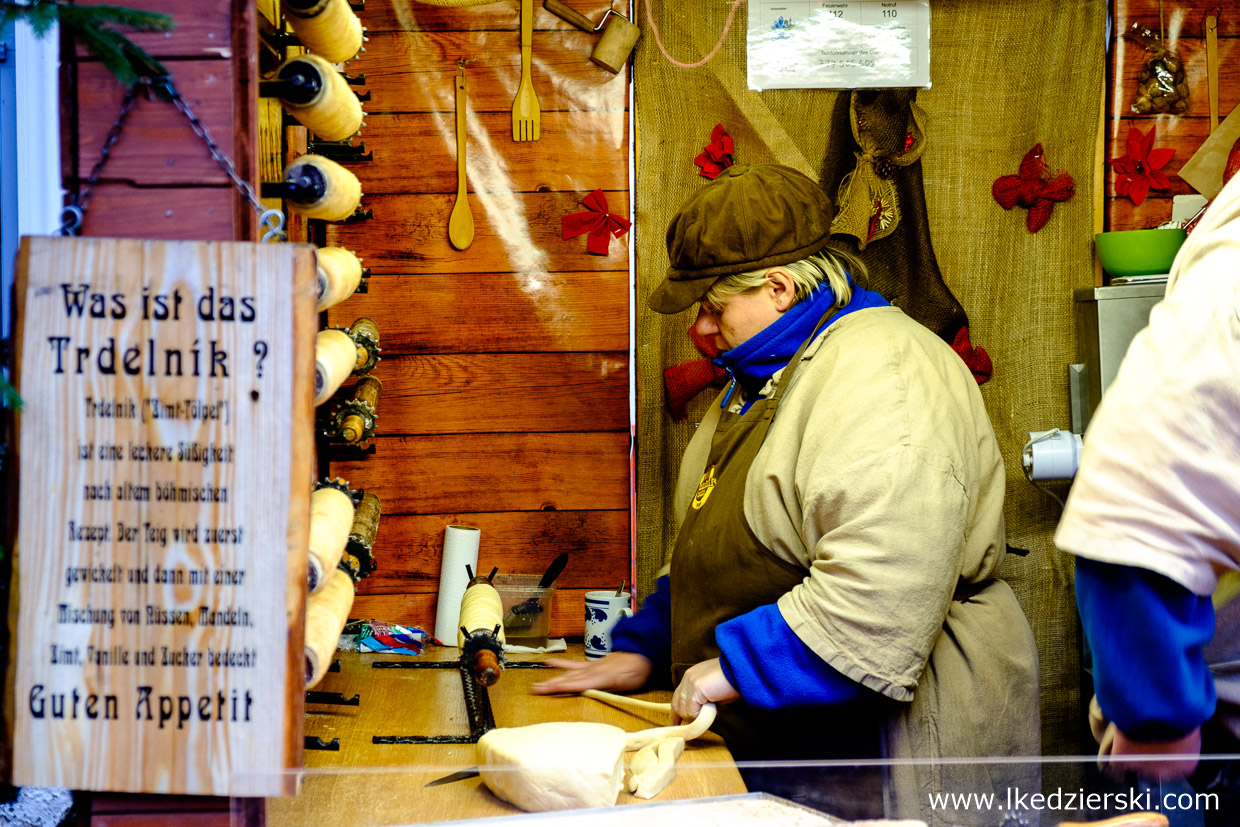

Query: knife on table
left=425, top=767, right=480, bottom=787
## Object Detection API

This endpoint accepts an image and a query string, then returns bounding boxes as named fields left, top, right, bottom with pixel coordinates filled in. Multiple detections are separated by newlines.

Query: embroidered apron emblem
left=691, top=465, right=717, bottom=509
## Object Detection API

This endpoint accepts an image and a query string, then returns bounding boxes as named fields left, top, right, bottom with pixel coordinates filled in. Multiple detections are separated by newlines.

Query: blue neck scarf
left=715, top=278, right=889, bottom=410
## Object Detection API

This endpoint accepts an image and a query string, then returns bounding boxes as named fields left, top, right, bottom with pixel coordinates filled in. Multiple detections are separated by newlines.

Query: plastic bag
left=1125, top=22, right=1188, bottom=114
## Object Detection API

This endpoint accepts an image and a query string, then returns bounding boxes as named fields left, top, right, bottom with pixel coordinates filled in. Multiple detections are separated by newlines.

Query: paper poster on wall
left=748, top=1, right=931, bottom=91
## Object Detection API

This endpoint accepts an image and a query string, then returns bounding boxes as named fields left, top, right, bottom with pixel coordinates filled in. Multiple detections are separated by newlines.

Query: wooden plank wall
left=1107, top=1, right=1240, bottom=231
left=321, top=0, right=633, bottom=639
left=66, top=0, right=257, bottom=240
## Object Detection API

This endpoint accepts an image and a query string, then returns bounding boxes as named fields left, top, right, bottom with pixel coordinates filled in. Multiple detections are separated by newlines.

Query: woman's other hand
left=1105, top=726, right=1202, bottom=781
left=530, top=651, right=653, bottom=695
left=672, top=658, right=740, bottom=722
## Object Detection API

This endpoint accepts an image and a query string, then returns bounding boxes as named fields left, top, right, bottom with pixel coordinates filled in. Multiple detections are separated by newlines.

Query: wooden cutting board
left=268, top=645, right=744, bottom=825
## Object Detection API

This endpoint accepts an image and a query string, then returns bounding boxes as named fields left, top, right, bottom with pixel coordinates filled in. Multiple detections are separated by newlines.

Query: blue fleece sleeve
left=609, top=575, right=671, bottom=681
left=1076, top=557, right=1217, bottom=740
left=715, top=603, right=870, bottom=709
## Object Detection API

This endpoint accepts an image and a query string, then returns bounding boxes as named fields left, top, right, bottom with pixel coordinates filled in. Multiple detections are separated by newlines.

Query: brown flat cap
left=648, top=164, right=835, bottom=314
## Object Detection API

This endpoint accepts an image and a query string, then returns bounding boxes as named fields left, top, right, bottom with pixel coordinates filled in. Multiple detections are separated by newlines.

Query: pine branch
left=59, top=3, right=173, bottom=33
left=2, top=2, right=174, bottom=89
left=0, top=374, right=22, bottom=412
left=0, top=2, right=59, bottom=36
left=60, top=10, right=169, bottom=88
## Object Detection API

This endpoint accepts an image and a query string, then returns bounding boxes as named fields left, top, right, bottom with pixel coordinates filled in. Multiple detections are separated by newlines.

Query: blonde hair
left=701, top=248, right=867, bottom=313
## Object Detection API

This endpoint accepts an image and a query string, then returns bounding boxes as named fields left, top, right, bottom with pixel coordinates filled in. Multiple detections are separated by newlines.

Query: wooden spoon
left=448, top=63, right=474, bottom=250
left=1206, top=12, right=1219, bottom=133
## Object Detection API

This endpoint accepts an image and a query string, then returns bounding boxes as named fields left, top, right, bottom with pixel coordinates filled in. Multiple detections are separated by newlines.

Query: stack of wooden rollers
left=261, top=0, right=386, bottom=689
left=271, top=0, right=368, bottom=222
left=304, top=481, right=382, bottom=688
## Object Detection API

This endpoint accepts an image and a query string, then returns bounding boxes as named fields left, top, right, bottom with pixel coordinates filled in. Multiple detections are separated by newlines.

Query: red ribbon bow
left=694, top=124, right=734, bottom=179
left=992, top=143, right=1075, bottom=233
left=562, top=189, right=631, bottom=255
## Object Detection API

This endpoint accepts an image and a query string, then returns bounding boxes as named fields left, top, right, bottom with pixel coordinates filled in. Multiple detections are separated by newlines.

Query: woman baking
left=534, top=164, right=1040, bottom=825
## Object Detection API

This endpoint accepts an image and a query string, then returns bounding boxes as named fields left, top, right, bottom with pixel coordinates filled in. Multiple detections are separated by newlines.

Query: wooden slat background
left=1107, top=1, right=1239, bottom=232
left=323, top=1, right=633, bottom=638
left=67, top=0, right=257, bottom=240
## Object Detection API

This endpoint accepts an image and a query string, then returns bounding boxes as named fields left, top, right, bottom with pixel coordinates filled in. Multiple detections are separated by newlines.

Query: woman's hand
left=1105, top=726, right=1202, bottom=781
left=671, top=658, right=740, bottom=722
left=530, top=651, right=653, bottom=695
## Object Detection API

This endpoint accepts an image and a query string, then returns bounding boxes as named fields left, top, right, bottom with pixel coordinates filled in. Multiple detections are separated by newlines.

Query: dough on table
left=477, top=721, right=629, bottom=812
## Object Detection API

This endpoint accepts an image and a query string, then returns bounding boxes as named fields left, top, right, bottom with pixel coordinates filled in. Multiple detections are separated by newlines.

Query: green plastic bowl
left=1094, top=228, right=1187, bottom=277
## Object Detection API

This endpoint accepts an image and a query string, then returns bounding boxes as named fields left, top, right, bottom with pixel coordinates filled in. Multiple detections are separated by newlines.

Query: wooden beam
left=359, top=0, right=619, bottom=33
left=332, top=432, right=630, bottom=514
left=76, top=63, right=236, bottom=187
left=324, top=192, right=630, bottom=274
left=353, top=31, right=628, bottom=114
left=350, top=110, right=630, bottom=195
left=325, top=271, right=629, bottom=353
left=356, top=510, right=630, bottom=593
left=74, top=0, right=236, bottom=58
left=325, top=352, right=630, bottom=435
left=77, top=185, right=238, bottom=239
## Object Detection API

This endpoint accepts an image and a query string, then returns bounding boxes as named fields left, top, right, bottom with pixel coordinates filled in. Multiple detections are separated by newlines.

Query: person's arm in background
left=531, top=575, right=672, bottom=694
left=608, top=574, right=672, bottom=682
left=1076, top=557, right=1215, bottom=778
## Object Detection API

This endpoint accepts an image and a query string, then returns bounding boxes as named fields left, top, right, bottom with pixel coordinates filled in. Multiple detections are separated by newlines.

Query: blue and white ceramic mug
left=583, top=590, right=633, bottom=660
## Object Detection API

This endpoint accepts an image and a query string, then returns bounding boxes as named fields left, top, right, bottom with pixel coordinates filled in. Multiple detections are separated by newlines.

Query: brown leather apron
left=669, top=304, right=886, bottom=772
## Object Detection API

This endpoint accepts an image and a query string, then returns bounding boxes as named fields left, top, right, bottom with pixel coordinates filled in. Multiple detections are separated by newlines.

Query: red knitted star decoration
left=663, top=325, right=727, bottom=421
left=992, top=143, right=1076, bottom=233
left=1109, top=126, right=1175, bottom=206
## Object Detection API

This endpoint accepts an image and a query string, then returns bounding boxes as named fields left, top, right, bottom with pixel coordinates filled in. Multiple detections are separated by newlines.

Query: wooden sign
left=9, top=236, right=315, bottom=795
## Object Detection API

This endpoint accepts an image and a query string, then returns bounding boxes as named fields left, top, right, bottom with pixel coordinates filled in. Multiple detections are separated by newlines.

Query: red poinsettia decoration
left=992, top=143, right=1075, bottom=233
left=1110, top=126, right=1174, bottom=206
left=562, top=189, right=631, bottom=255
left=694, top=124, right=734, bottom=179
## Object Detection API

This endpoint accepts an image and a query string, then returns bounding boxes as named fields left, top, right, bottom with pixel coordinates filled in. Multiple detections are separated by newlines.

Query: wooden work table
left=263, top=645, right=746, bottom=826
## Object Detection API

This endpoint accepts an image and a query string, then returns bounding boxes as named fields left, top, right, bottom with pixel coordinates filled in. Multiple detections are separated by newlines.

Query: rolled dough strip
left=633, top=736, right=685, bottom=800
left=626, top=741, right=658, bottom=793
left=624, top=702, right=716, bottom=752
left=583, top=689, right=672, bottom=718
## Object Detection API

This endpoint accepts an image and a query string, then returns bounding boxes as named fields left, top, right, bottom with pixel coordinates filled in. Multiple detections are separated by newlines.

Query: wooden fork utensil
left=511, top=0, right=540, bottom=141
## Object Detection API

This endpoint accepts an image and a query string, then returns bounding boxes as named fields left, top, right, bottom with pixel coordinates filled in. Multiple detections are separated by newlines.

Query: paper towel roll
left=434, top=525, right=481, bottom=645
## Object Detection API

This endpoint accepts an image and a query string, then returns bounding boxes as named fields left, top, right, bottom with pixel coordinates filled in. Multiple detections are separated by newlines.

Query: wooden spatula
left=448, top=63, right=474, bottom=250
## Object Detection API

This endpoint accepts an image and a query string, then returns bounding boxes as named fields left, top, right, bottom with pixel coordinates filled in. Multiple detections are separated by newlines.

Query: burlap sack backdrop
left=633, top=0, right=1106, bottom=761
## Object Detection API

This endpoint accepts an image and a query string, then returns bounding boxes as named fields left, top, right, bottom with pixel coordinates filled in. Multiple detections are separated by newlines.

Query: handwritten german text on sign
left=11, top=237, right=315, bottom=795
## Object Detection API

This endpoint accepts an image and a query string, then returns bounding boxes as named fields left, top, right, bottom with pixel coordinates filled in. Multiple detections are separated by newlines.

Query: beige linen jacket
left=672, top=306, right=1040, bottom=824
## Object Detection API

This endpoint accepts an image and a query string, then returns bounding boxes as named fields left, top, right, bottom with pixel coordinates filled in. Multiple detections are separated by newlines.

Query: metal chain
left=61, top=76, right=287, bottom=242
left=59, top=85, right=142, bottom=235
